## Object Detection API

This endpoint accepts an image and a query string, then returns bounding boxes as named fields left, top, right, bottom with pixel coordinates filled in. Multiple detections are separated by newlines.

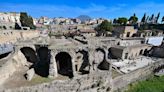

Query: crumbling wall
left=0, top=71, right=112, bottom=92
left=0, top=50, right=27, bottom=85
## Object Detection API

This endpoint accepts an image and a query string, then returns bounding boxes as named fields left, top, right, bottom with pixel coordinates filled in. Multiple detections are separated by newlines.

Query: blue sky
left=0, top=0, right=164, bottom=20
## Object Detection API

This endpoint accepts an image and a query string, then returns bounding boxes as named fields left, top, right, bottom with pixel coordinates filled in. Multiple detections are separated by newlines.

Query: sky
left=0, top=0, right=164, bottom=20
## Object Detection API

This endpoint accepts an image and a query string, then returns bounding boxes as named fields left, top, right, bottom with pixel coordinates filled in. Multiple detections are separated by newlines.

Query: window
left=125, top=53, right=128, bottom=59
left=75, top=65, right=78, bottom=71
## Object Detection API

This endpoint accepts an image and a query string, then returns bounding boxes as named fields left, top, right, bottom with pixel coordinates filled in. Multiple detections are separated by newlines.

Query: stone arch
left=35, top=46, right=50, bottom=77
left=76, top=50, right=90, bottom=74
left=20, top=47, right=37, bottom=63
left=94, top=48, right=109, bottom=70
left=55, top=52, right=74, bottom=78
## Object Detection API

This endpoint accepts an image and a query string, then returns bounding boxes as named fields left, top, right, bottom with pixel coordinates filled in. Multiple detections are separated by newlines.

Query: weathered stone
left=25, top=68, right=35, bottom=81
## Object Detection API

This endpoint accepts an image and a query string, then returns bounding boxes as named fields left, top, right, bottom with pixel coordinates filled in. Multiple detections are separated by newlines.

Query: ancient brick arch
left=20, top=46, right=37, bottom=63
left=17, top=45, right=36, bottom=52
left=55, top=51, right=74, bottom=78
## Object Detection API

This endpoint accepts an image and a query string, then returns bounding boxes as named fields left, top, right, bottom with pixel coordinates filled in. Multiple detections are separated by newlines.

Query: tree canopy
left=117, top=17, right=128, bottom=25
left=141, top=13, right=146, bottom=23
left=95, top=20, right=113, bottom=32
left=20, top=12, right=36, bottom=29
left=128, top=13, right=138, bottom=24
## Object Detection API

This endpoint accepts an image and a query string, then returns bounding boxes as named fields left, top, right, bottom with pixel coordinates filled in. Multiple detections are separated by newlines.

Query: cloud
left=1, top=1, right=164, bottom=20
left=0, top=3, right=125, bottom=18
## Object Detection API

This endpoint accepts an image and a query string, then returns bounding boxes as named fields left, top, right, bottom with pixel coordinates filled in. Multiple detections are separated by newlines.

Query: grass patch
left=112, top=69, right=122, bottom=78
left=125, top=76, right=164, bottom=92
left=30, top=76, right=54, bottom=85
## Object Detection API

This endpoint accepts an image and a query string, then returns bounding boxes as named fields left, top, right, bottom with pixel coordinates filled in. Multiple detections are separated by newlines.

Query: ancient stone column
left=48, top=51, right=58, bottom=78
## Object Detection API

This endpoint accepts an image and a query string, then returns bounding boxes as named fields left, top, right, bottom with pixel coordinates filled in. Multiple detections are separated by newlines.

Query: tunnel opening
left=77, top=50, right=90, bottom=74
left=20, top=47, right=37, bottom=63
left=96, top=48, right=109, bottom=70
left=35, top=47, right=50, bottom=77
left=55, top=52, right=74, bottom=78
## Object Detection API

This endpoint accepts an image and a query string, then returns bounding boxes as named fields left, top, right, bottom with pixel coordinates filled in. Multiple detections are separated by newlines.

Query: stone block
left=25, top=68, right=35, bottom=81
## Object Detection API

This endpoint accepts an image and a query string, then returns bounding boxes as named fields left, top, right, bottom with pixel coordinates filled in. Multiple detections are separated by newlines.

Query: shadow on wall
left=21, top=47, right=50, bottom=77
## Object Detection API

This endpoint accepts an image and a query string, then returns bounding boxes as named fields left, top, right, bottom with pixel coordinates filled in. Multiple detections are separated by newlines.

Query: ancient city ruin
left=0, top=12, right=164, bottom=92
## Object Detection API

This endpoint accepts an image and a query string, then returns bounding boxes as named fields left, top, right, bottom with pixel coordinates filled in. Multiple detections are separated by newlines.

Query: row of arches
left=20, top=46, right=111, bottom=78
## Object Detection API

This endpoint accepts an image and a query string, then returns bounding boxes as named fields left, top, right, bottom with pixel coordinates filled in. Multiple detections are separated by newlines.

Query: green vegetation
left=117, top=17, right=128, bottom=25
left=30, top=76, right=54, bottom=85
left=95, top=20, right=113, bottom=32
left=128, top=13, right=138, bottom=24
left=125, top=76, right=164, bottom=92
left=141, top=13, right=146, bottom=23
left=113, top=17, right=128, bottom=25
left=20, top=12, right=36, bottom=29
left=95, top=20, right=113, bottom=36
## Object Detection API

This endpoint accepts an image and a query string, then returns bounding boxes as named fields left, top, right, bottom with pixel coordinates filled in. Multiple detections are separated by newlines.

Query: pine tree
left=141, top=13, right=146, bottom=23
left=128, top=13, right=138, bottom=24
left=156, top=12, right=160, bottom=23
left=20, top=12, right=35, bottom=29
left=161, top=16, right=164, bottom=23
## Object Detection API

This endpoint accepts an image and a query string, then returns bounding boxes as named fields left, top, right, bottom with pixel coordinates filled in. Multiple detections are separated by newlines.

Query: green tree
left=141, top=13, right=146, bottom=23
left=128, top=13, right=138, bottom=24
left=95, top=20, right=113, bottom=35
left=15, top=23, right=21, bottom=30
left=117, top=17, right=128, bottom=25
left=161, top=16, right=164, bottom=23
left=156, top=12, right=160, bottom=23
left=20, top=12, right=35, bottom=29
left=95, top=20, right=113, bottom=32
left=149, top=14, right=154, bottom=22
left=113, top=18, right=117, bottom=24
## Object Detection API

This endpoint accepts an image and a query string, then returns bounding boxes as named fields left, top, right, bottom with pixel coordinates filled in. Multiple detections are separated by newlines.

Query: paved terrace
left=15, top=37, right=88, bottom=50
left=112, top=56, right=163, bottom=73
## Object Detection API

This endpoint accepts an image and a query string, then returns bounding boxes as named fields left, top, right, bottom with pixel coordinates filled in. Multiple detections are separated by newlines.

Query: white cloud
left=1, top=2, right=164, bottom=20
left=0, top=3, right=125, bottom=18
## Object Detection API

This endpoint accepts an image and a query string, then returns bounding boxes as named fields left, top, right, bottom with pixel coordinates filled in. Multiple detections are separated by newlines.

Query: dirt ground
left=1, top=66, right=69, bottom=89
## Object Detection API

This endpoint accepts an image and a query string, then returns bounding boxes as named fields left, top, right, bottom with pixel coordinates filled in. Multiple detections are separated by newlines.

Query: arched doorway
left=20, top=47, right=37, bottom=63
left=36, top=47, right=50, bottom=77
left=95, top=48, right=109, bottom=70
left=55, top=52, right=74, bottom=78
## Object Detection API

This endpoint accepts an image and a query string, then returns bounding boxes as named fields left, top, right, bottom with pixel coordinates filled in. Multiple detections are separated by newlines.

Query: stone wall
left=0, top=30, right=40, bottom=44
left=0, top=71, right=112, bottom=92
